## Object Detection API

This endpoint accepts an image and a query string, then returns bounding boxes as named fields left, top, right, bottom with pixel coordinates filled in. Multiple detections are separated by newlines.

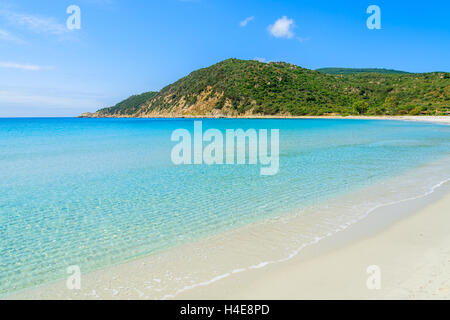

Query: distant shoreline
left=78, top=115, right=450, bottom=125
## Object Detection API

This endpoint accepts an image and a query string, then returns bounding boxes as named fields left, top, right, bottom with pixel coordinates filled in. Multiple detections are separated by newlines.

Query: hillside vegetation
left=82, top=59, right=450, bottom=117
left=93, top=91, right=158, bottom=116
left=316, top=68, right=409, bottom=75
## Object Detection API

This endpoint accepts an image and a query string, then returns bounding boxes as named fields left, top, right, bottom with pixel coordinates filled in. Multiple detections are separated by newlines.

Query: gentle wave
left=161, top=175, right=450, bottom=300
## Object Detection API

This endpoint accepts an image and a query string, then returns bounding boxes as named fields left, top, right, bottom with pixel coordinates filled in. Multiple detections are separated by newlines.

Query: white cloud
left=254, top=57, right=267, bottom=63
left=0, top=28, right=26, bottom=44
left=0, top=9, right=67, bottom=35
left=0, top=62, right=53, bottom=71
left=240, top=16, right=255, bottom=27
left=0, top=89, right=103, bottom=109
left=268, top=16, right=295, bottom=39
left=10, top=13, right=67, bottom=35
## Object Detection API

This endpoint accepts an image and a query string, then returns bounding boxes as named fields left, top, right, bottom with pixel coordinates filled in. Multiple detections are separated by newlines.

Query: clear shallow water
left=1, top=118, right=449, bottom=296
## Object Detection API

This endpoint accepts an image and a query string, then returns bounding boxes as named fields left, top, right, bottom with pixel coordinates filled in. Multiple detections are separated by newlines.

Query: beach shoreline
left=79, top=115, right=450, bottom=125
left=3, top=116, right=449, bottom=300
left=6, top=165, right=450, bottom=300
left=175, top=181, right=450, bottom=300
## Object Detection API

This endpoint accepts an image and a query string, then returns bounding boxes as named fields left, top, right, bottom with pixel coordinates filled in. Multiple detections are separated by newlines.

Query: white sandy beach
left=176, top=184, right=450, bottom=300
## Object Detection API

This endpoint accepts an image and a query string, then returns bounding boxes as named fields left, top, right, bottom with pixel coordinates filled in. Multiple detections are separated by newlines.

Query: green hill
left=90, top=91, right=158, bottom=116
left=82, top=59, right=450, bottom=117
left=316, top=68, right=410, bottom=75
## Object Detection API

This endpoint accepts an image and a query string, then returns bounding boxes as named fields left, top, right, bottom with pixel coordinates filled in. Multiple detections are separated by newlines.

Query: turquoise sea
left=1, top=118, right=450, bottom=296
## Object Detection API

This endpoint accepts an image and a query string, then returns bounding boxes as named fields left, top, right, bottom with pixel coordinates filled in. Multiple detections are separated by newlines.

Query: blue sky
left=0, top=0, right=449, bottom=117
